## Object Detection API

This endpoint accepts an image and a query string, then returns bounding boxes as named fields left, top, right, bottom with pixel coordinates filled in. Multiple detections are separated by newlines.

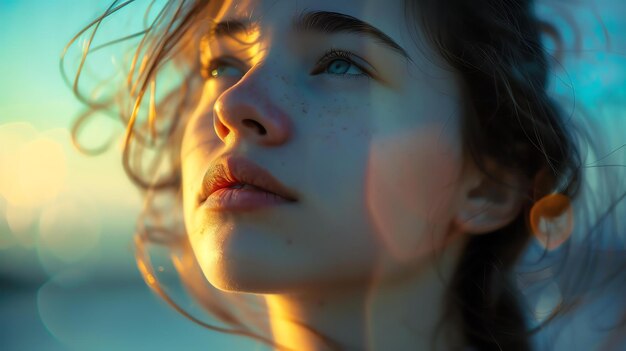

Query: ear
left=453, top=159, right=528, bottom=235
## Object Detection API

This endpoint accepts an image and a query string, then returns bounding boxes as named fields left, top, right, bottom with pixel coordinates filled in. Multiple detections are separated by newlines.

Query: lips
left=198, top=155, right=298, bottom=205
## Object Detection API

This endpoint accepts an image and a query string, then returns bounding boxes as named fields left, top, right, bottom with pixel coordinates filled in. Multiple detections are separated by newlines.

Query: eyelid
left=310, top=48, right=378, bottom=79
left=202, top=55, right=249, bottom=79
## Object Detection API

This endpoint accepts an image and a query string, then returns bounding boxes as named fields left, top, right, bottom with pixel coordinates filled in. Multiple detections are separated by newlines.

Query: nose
left=212, top=66, right=292, bottom=146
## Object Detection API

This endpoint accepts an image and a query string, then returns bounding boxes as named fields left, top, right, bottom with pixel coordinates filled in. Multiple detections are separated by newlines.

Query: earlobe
left=453, top=162, right=527, bottom=235
left=529, top=193, right=574, bottom=250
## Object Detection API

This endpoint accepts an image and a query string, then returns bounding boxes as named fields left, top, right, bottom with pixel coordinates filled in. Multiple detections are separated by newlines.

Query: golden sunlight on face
left=180, top=0, right=468, bottom=294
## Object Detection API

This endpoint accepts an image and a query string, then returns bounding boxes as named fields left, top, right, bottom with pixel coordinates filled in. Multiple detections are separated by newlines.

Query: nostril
left=242, top=119, right=267, bottom=135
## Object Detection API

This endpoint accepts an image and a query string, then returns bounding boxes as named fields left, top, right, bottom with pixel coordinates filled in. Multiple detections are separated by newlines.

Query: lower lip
left=203, top=187, right=294, bottom=211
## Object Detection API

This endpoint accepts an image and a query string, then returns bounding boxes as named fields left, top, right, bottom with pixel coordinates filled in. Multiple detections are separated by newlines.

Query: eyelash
left=201, top=48, right=371, bottom=81
left=310, top=48, right=371, bottom=79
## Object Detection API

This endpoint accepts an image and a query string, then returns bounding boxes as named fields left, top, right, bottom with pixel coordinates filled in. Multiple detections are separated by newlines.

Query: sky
left=0, top=0, right=625, bottom=350
left=0, top=0, right=144, bottom=282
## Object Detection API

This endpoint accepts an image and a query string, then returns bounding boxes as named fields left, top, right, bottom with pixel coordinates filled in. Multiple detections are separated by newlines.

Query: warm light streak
left=148, top=79, right=157, bottom=143
left=137, top=254, right=157, bottom=287
left=123, top=92, right=145, bottom=151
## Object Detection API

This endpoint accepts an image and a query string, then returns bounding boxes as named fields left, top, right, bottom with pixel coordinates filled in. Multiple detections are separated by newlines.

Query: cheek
left=365, top=124, right=462, bottom=262
left=180, top=101, right=223, bottom=244
left=180, top=135, right=225, bottom=286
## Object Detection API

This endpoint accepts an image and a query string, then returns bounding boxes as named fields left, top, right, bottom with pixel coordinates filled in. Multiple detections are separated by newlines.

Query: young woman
left=65, top=0, right=625, bottom=350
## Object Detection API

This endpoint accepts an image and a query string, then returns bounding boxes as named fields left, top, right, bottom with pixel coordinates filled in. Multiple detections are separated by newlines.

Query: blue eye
left=312, top=49, right=370, bottom=79
left=325, top=59, right=364, bottom=76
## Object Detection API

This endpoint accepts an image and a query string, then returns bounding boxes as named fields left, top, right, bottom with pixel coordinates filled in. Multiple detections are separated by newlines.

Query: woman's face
left=181, top=0, right=469, bottom=294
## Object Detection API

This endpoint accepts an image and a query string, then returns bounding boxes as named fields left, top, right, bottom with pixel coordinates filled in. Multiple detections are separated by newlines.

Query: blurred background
left=0, top=1, right=264, bottom=350
left=0, top=0, right=625, bottom=350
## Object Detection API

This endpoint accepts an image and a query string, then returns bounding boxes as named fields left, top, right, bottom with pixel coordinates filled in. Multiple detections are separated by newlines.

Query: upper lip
left=198, top=155, right=299, bottom=204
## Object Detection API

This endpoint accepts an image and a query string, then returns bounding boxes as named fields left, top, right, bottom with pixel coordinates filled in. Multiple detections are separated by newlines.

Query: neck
left=264, top=238, right=467, bottom=351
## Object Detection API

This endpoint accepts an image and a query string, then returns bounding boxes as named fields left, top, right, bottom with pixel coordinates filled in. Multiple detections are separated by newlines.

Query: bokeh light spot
left=0, top=122, right=38, bottom=201
left=5, top=204, right=38, bottom=247
left=0, top=200, right=17, bottom=250
left=534, top=282, right=563, bottom=322
left=15, top=137, right=66, bottom=206
left=38, top=199, right=101, bottom=264
left=0, top=123, right=67, bottom=208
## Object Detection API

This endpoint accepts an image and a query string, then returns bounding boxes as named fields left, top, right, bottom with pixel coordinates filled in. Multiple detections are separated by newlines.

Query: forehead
left=213, top=0, right=409, bottom=44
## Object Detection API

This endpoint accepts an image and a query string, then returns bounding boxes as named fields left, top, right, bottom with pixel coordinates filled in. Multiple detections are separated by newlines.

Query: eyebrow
left=211, top=10, right=410, bottom=60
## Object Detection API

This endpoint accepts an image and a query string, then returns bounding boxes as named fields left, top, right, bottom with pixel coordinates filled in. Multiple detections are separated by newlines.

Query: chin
left=201, top=253, right=295, bottom=294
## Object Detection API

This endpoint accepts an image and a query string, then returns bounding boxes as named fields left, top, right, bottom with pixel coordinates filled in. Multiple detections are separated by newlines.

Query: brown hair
left=64, top=1, right=624, bottom=350
left=407, top=1, right=581, bottom=349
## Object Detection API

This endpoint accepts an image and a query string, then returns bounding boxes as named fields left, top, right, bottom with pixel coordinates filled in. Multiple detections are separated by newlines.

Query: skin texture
left=179, top=0, right=526, bottom=349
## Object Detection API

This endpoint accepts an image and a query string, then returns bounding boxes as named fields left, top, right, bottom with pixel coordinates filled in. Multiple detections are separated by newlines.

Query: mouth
left=204, top=185, right=295, bottom=212
left=198, top=155, right=298, bottom=211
